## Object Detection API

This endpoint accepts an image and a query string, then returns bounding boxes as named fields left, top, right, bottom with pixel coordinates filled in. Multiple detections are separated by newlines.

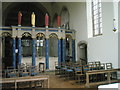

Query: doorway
left=78, top=41, right=87, bottom=65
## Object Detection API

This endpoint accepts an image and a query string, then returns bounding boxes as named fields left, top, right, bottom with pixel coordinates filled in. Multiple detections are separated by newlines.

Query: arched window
left=60, top=6, right=70, bottom=29
left=49, top=33, right=58, bottom=57
left=52, top=13, right=58, bottom=28
left=21, top=32, right=32, bottom=57
left=36, top=33, right=45, bottom=57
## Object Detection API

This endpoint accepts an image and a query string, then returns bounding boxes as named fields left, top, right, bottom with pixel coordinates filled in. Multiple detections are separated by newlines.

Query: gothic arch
left=22, top=32, right=32, bottom=38
left=49, top=33, right=58, bottom=57
left=78, top=41, right=88, bottom=46
left=66, top=34, right=72, bottom=39
left=49, top=33, right=58, bottom=39
left=1, top=32, right=12, bottom=37
left=36, top=33, right=45, bottom=38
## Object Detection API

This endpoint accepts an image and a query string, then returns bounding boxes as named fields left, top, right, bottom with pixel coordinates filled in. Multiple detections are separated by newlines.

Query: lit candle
left=57, top=16, right=61, bottom=28
left=31, top=12, right=35, bottom=27
left=18, top=11, right=22, bottom=26
left=45, top=13, right=49, bottom=28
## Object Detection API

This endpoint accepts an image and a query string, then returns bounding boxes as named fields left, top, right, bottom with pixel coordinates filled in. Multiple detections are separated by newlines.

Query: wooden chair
left=28, top=66, right=40, bottom=76
left=74, top=65, right=85, bottom=83
left=65, top=68, right=74, bottom=80
left=95, top=61, right=101, bottom=70
left=5, top=67, right=18, bottom=78
left=39, top=62, right=45, bottom=72
left=55, top=62, right=61, bottom=75
left=106, top=63, right=112, bottom=70
left=18, top=63, right=29, bottom=77
left=100, top=63, right=105, bottom=70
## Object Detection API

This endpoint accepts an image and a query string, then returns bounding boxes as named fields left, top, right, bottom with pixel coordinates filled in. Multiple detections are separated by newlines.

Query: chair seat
left=92, top=68, right=97, bottom=70
left=66, top=69, right=73, bottom=72
left=84, top=68, right=89, bottom=71
left=20, top=72, right=29, bottom=77
left=31, top=72, right=39, bottom=76
left=8, top=73, right=16, bottom=77
left=76, top=69, right=82, bottom=71
left=61, top=68, right=67, bottom=70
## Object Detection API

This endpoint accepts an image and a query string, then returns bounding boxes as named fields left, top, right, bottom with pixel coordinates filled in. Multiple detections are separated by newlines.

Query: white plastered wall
left=52, top=2, right=118, bottom=68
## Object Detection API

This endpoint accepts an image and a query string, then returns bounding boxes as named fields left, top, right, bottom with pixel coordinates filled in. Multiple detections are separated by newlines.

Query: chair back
left=106, top=63, right=112, bottom=70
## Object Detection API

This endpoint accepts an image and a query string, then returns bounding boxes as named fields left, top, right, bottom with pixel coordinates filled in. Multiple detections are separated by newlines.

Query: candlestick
left=57, top=16, right=61, bottom=28
left=31, top=12, right=35, bottom=27
left=45, top=13, right=49, bottom=28
left=18, top=11, right=22, bottom=26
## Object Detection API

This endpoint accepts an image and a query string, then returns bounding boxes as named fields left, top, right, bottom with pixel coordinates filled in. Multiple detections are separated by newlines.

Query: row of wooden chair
left=3, top=63, right=41, bottom=78
left=55, top=61, right=113, bottom=84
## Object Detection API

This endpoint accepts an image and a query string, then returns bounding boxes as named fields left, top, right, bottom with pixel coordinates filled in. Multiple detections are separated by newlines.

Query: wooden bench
left=1, top=75, right=49, bottom=89
left=85, top=68, right=120, bottom=87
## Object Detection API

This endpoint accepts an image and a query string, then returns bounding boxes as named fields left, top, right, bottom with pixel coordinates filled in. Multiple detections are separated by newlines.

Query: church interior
left=0, top=1, right=120, bottom=89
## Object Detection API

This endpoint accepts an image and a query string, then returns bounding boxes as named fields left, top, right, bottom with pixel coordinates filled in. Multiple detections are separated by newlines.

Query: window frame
left=36, top=33, right=45, bottom=57
left=92, top=0, right=103, bottom=37
left=21, top=37, right=32, bottom=57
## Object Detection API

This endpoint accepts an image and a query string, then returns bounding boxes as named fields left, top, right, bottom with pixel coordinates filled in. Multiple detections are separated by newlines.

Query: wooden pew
left=1, top=75, right=49, bottom=89
left=85, top=68, right=120, bottom=87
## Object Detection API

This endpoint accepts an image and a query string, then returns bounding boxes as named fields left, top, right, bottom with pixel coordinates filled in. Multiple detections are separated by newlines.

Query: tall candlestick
left=18, top=11, right=22, bottom=26
left=31, top=12, right=35, bottom=27
left=45, top=13, right=49, bottom=28
left=57, top=16, right=61, bottom=28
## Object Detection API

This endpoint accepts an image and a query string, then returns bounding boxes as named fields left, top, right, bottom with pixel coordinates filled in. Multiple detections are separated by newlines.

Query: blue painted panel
left=49, top=30, right=58, bottom=32
left=0, top=28, right=12, bottom=31
left=32, top=39, right=36, bottom=66
left=35, top=29, right=46, bottom=32
left=61, top=40, right=63, bottom=62
left=21, top=29, right=32, bottom=31
left=18, top=38, right=22, bottom=64
left=58, top=39, right=61, bottom=66
left=72, top=40, right=76, bottom=62
left=12, top=38, right=16, bottom=69
left=45, top=39, right=49, bottom=69
left=62, top=39, right=65, bottom=63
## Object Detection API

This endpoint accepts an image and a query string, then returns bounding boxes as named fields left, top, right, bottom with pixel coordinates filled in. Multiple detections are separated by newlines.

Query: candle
left=57, top=16, right=61, bottom=27
left=18, top=11, right=22, bottom=26
left=31, top=12, right=35, bottom=27
left=45, top=13, right=49, bottom=27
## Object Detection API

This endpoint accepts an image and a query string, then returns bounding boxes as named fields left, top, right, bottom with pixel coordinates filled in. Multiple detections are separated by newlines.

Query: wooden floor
left=49, top=74, right=84, bottom=88
left=44, top=71, right=97, bottom=89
